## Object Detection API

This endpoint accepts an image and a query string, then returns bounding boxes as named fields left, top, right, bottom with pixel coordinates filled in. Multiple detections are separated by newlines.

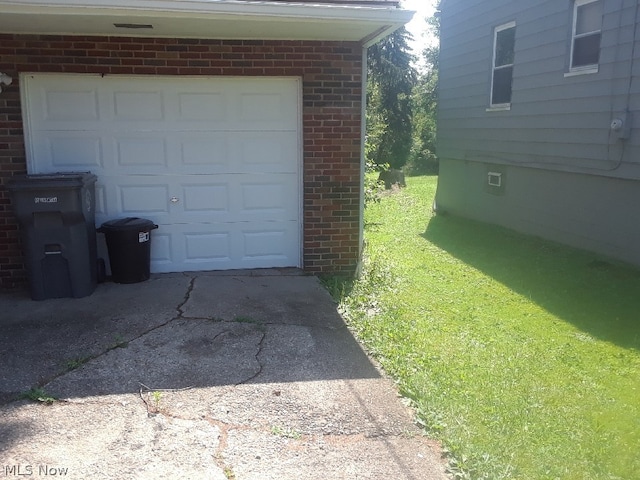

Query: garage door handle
left=170, top=196, right=179, bottom=203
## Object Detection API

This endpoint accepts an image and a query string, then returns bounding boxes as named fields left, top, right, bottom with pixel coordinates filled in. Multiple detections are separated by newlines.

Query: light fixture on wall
left=0, top=73, right=12, bottom=93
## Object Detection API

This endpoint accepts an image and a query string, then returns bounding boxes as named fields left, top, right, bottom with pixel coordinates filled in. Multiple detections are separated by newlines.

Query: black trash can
left=8, top=172, right=98, bottom=300
left=98, top=218, right=158, bottom=284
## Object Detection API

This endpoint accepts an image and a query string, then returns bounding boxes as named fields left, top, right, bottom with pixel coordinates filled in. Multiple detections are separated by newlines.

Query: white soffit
left=0, top=0, right=415, bottom=45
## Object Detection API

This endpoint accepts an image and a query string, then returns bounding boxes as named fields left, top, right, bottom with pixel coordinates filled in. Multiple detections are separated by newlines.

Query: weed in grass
left=319, top=275, right=353, bottom=301
left=333, top=176, right=640, bottom=480
left=20, top=388, right=57, bottom=404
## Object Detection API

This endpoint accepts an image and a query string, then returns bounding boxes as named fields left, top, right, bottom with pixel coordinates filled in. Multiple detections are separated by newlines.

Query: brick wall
left=0, top=34, right=363, bottom=288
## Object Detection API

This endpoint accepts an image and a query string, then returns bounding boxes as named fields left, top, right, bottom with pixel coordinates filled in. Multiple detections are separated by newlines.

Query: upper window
left=570, top=0, right=602, bottom=70
left=490, top=22, right=516, bottom=107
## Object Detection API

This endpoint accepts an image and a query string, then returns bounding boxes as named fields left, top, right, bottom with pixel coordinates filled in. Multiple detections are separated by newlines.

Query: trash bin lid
left=99, top=217, right=158, bottom=232
left=8, top=172, right=97, bottom=190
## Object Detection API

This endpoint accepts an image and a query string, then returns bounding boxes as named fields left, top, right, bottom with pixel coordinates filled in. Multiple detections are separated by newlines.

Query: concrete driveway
left=0, top=270, right=448, bottom=479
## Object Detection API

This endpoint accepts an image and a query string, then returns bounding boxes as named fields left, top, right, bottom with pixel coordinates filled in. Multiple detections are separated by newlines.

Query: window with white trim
left=570, top=0, right=602, bottom=71
left=490, top=22, right=516, bottom=107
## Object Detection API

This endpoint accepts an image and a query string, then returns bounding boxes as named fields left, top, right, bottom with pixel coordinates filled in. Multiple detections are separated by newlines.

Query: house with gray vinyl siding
left=435, top=0, right=640, bottom=267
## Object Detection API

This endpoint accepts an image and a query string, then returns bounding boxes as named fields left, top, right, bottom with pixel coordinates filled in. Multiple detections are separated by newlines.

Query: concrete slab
left=0, top=275, right=191, bottom=400
left=182, top=274, right=346, bottom=329
left=1, top=400, right=224, bottom=479
left=0, top=272, right=449, bottom=479
left=224, top=430, right=446, bottom=480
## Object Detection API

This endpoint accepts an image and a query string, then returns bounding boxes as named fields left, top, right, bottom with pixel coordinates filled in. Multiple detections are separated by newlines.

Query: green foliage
left=363, top=159, right=387, bottom=206
left=366, top=28, right=417, bottom=170
left=64, top=356, right=90, bottom=371
left=151, top=390, right=162, bottom=408
left=270, top=425, right=302, bottom=439
left=407, top=70, right=439, bottom=175
left=223, top=466, right=236, bottom=480
left=407, top=5, right=440, bottom=175
left=20, top=387, right=57, bottom=404
left=331, top=176, right=640, bottom=480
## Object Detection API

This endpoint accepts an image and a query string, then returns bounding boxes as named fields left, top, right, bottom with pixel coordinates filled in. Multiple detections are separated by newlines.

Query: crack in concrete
left=206, top=416, right=247, bottom=479
left=235, top=330, right=266, bottom=386
left=4, top=277, right=198, bottom=406
left=176, top=276, right=196, bottom=318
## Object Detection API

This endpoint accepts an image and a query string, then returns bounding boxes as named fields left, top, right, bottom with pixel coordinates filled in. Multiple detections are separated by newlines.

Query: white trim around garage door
left=20, top=73, right=303, bottom=273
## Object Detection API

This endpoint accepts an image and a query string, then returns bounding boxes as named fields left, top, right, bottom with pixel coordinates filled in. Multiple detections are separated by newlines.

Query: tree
left=366, top=27, right=417, bottom=170
left=407, top=5, right=441, bottom=175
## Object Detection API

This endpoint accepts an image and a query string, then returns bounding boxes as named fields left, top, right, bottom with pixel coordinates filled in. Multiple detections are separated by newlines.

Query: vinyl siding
left=436, top=159, right=640, bottom=267
left=438, top=0, right=640, bottom=178
left=436, top=0, right=640, bottom=267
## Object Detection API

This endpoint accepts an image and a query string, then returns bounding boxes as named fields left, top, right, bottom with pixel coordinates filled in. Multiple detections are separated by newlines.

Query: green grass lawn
left=328, top=175, right=640, bottom=480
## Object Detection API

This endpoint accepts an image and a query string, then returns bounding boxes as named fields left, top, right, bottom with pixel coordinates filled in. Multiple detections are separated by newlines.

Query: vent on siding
left=488, top=172, right=502, bottom=187
left=486, top=167, right=506, bottom=196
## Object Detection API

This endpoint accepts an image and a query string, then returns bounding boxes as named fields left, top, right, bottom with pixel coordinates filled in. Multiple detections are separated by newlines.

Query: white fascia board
left=0, top=0, right=414, bottom=24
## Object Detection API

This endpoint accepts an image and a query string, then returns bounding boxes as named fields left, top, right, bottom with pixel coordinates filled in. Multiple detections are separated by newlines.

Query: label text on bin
left=34, top=197, right=58, bottom=204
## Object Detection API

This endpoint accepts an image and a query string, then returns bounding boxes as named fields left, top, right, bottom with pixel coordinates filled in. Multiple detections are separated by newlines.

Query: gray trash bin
left=8, top=172, right=98, bottom=300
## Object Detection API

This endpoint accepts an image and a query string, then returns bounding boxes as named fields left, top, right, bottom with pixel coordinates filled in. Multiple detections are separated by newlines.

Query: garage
left=21, top=74, right=302, bottom=273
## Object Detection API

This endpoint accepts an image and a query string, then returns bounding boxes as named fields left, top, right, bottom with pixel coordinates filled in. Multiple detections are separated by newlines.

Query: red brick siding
left=0, top=34, right=363, bottom=288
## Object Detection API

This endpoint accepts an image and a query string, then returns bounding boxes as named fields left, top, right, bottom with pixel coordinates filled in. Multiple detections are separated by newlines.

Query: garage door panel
left=29, top=86, right=100, bottom=125
left=150, top=221, right=299, bottom=273
left=95, top=184, right=107, bottom=217
left=23, top=75, right=101, bottom=126
left=151, top=224, right=235, bottom=273
left=243, top=228, right=295, bottom=260
left=24, top=74, right=302, bottom=273
left=233, top=174, right=299, bottom=221
left=177, top=92, right=227, bottom=121
left=183, top=184, right=229, bottom=213
left=184, top=232, right=232, bottom=262
left=115, top=135, right=168, bottom=168
left=91, top=171, right=299, bottom=224
left=32, top=133, right=103, bottom=170
left=178, top=174, right=297, bottom=222
left=238, top=132, right=297, bottom=171
left=119, top=184, right=171, bottom=215
left=177, top=132, right=297, bottom=174
left=150, top=232, right=173, bottom=266
left=112, top=91, right=165, bottom=121
left=179, top=134, right=230, bottom=168
left=240, top=182, right=291, bottom=213
left=32, top=131, right=298, bottom=176
left=44, top=89, right=100, bottom=122
left=240, top=93, right=288, bottom=124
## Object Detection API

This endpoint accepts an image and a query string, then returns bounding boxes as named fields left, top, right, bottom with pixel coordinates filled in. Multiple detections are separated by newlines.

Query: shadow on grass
left=423, top=215, right=640, bottom=351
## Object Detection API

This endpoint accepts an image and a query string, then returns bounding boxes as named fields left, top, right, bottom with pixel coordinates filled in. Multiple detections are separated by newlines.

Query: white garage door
left=22, top=74, right=302, bottom=272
